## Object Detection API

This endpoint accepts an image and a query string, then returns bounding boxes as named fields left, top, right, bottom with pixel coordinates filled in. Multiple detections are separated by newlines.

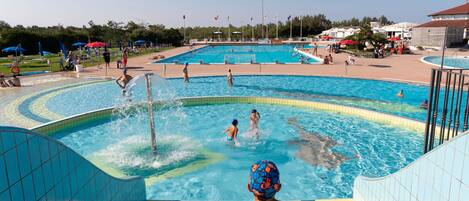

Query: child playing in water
left=224, top=119, right=239, bottom=142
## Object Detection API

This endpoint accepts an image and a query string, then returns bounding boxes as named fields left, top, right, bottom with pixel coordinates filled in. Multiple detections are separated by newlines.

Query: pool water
left=422, top=56, right=469, bottom=68
left=57, top=103, right=422, bottom=200
left=154, top=45, right=320, bottom=64
left=46, top=76, right=429, bottom=122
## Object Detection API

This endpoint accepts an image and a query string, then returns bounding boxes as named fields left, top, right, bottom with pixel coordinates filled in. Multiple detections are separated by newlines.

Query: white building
left=373, top=22, right=417, bottom=39
left=320, top=27, right=360, bottom=39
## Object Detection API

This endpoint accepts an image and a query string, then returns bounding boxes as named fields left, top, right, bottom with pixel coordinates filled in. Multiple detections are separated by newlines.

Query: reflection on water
left=287, top=117, right=349, bottom=169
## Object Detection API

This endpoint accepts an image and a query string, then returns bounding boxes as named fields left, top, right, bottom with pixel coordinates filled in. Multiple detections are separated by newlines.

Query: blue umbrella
left=134, top=40, right=146, bottom=44
left=2, top=46, right=26, bottom=53
left=72, top=42, right=87, bottom=47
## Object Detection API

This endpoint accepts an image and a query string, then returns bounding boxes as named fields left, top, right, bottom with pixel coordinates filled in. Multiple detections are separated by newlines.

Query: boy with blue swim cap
left=248, top=160, right=281, bottom=201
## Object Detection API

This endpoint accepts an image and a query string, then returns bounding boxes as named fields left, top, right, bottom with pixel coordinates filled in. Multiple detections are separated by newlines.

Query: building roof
left=429, top=3, right=469, bottom=16
left=415, top=20, right=469, bottom=28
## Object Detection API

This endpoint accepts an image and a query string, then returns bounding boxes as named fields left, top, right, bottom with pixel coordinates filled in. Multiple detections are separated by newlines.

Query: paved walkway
left=75, top=43, right=469, bottom=84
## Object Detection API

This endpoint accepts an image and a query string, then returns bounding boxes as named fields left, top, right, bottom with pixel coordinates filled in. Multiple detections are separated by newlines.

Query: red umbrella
left=387, top=37, right=401, bottom=42
left=322, top=35, right=333, bottom=40
left=339, top=39, right=359, bottom=45
left=85, top=41, right=106, bottom=48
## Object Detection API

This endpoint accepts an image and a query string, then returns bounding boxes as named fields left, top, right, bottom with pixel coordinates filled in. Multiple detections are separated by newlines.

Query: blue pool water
left=423, top=56, right=469, bottom=68
left=45, top=76, right=429, bottom=122
left=57, top=103, right=422, bottom=200
left=154, top=44, right=320, bottom=64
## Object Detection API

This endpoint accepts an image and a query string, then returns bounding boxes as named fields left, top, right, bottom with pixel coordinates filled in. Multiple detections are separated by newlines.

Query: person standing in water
left=396, top=89, right=404, bottom=98
left=116, top=69, right=133, bottom=95
left=183, top=62, right=190, bottom=83
left=224, top=119, right=239, bottom=142
left=227, top=69, right=234, bottom=87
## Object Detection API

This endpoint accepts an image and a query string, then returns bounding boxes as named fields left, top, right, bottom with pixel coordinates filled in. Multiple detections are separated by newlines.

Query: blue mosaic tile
left=0, top=189, right=11, bottom=201
left=42, top=161, right=53, bottom=192
left=1, top=134, right=15, bottom=153
left=32, top=167, right=45, bottom=200
left=27, top=137, right=41, bottom=171
left=0, top=156, right=8, bottom=193
left=5, top=149, right=20, bottom=186
left=16, top=142, right=31, bottom=179
left=38, top=139, right=50, bottom=163
left=10, top=180, right=24, bottom=201
left=22, top=173, right=35, bottom=201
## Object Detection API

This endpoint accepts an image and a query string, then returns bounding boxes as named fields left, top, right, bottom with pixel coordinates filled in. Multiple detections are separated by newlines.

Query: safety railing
left=424, top=68, right=469, bottom=153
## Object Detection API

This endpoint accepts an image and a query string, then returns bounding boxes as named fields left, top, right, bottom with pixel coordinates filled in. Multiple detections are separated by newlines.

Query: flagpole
left=289, top=16, right=293, bottom=41
left=265, top=16, right=269, bottom=40
left=276, top=16, right=279, bottom=40
left=251, top=17, right=255, bottom=41
left=261, top=0, right=264, bottom=39
left=300, top=16, right=303, bottom=39
left=241, top=21, right=245, bottom=42
left=228, top=16, right=231, bottom=41
left=183, top=15, right=186, bottom=45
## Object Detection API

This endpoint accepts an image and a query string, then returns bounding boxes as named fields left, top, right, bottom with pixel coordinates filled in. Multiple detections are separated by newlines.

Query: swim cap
left=249, top=160, right=280, bottom=199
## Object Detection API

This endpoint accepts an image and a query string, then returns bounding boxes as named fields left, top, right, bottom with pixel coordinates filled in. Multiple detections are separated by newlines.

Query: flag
left=183, top=15, right=186, bottom=20
left=214, top=15, right=219, bottom=21
left=38, top=42, right=44, bottom=56
left=288, top=15, right=292, bottom=20
left=59, top=42, right=68, bottom=58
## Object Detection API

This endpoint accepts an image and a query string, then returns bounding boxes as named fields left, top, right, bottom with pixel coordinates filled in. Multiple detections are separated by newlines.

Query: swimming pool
left=154, top=44, right=321, bottom=64
left=56, top=103, right=422, bottom=200
left=422, top=56, right=469, bottom=68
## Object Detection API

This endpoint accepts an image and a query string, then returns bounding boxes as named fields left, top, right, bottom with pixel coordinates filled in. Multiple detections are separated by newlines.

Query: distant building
left=411, top=3, right=469, bottom=48
left=320, top=27, right=360, bottom=39
left=373, top=22, right=417, bottom=39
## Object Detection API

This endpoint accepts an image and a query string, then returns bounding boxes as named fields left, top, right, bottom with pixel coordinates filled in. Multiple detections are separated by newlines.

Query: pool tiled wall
left=353, top=132, right=469, bottom=201
left=0, top=126, right=146, bottom=201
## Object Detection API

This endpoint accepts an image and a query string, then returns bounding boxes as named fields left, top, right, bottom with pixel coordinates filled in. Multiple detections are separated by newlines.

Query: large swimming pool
left=154, top=44, right=321, bottom=64
left=422, top=56, right=469, bottom=68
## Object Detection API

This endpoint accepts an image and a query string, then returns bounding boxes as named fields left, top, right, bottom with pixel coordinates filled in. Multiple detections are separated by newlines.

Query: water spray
left=144, top=73, right=157, bottom=153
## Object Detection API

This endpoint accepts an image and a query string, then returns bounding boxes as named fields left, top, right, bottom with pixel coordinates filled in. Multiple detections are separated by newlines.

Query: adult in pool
left=116, top=68, right=133, bottom=95
left=248, top=160, right=282, bottom=201
left=396, top=89, right=404, bottom=98
left=183, top=62, right=190, bottom=83
left=224, top=119, right=239, bottom=142
left=227, top=69, right=234, bottom=87
left=247, top=109, right=261, bottom=138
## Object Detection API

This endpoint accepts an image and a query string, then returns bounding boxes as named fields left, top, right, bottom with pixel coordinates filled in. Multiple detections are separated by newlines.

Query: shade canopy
left=85, top=42, right=106, bottom=48
left=2, top=46, right=26, bottom=53
left=339, top=40, right=359, bottom=45
left=72, top=42, right=87, bottom=47
left=387, top=37, right=401, bottom=42
left=322, top=35, right=334, bottom=39
left=134, top=40, right=146, bottom=44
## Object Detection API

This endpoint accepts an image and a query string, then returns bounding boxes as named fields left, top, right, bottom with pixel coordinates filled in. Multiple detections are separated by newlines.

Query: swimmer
left=227, top=69, right=234, bottom=87
left=248, top=160, right=281, bottom=201
left=396, top=89, right=404, bottom=98
left=420, top=99, right=429, bottom=110
left=116, top=69, right=133, bottom=95
left=183, top=62, right=189, bottom=83
left=224, top=119, right=239, bottom=142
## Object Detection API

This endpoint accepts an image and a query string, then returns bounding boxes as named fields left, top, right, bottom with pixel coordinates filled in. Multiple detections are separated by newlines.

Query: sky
left=0, top=0, right=465, bottom=27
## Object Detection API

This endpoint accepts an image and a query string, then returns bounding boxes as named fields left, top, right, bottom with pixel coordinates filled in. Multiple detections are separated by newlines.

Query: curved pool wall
left=0, top=126, right=146, bottom=201
left=32, top=96, right=432, bottom=136
left=32, top=75, right=432, bottom=126
left=421, top=56, right=469, bottom=69
left=154, top=44, right=321, bottom=64
left=353, top=131, right=469, bottom=201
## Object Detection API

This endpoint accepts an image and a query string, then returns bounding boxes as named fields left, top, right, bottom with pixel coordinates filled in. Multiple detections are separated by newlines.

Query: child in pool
left=224, top=119, right=239, bottom=142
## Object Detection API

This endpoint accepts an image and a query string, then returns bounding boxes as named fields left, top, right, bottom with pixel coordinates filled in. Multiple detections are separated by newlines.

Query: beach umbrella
left=322, top=35, right=333, bottom=40
left=387, top=37, right=401, bottom=42
left=85, top=41, right=106, bottom=48
left=339, top=40, right=359, bottom=45
left=2, top=46, right=26, bottom=53
left=72, top=42, right=87, bottom=47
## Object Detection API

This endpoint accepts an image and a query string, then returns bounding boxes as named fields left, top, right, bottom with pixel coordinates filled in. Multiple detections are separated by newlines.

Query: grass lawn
left=0, top=46, right=172, bottom=75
